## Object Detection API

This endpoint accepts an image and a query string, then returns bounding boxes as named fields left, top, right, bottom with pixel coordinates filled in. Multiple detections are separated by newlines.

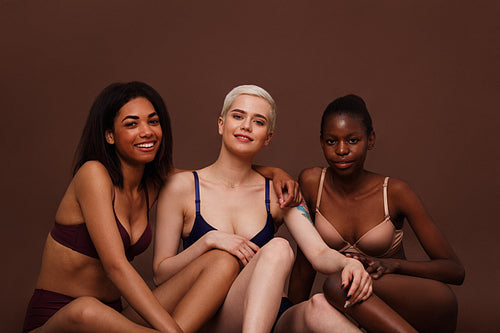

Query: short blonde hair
left=220, top=85, right=277, bottom=133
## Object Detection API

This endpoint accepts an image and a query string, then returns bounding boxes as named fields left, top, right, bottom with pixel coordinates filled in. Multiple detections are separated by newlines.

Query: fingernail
left=357, top=300, right=364, bottom=305
left=344, top=301, right=351, bottom=309
left=341, top=284, right=345, bottom=289
left=346, top=294, right=352, bottom=300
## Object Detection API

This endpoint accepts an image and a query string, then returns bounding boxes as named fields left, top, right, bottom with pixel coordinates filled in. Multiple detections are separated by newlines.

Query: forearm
left=390, top=258, right=465, bottom=285
left=310, top=247, right=349, bottom=274
left=252, top=164, right=278, bottom=178
left=108, top=262, right=182, bottom=332
left=154, top=234, right=213, bottom=285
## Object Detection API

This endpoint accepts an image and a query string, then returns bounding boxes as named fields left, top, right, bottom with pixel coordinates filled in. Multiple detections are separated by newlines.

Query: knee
left=205, top=249, right=240, bottom=279
left=322, top=272, right=347, bottom=309
left=303, top=294, right=349, bottom=332
left=258, top=237, right=295, bottom=269
left=427, top=282, right=458, bottom=318
left=65, top=296, right=103, bottom=327
left=303, top=294, right=329, bottom=328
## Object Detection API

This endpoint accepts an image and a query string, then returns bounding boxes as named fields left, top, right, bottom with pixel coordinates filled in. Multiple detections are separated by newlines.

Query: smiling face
left=105, top=97, right=162, bottom=166
left=218, top=94, right=273, bottom=156
left=321, top=113, right=375, bottom=175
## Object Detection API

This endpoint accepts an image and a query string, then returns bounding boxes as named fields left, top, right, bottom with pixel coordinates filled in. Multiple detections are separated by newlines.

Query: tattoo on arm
left=297, top=199, right=313, bottom=224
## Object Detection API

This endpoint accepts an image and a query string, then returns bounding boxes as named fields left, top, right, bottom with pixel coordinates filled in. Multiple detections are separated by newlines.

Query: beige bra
left=314, top=168, right=403, bottom=258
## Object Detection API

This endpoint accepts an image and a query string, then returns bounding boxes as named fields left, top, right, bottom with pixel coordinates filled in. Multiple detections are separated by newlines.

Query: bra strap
left=265, top=178, right=271, bottom=213
left=193, top=171, right=201, bottom=213
left=383, top=177, right=390, bottom=218
left=316, top=168, right=327, bottom=210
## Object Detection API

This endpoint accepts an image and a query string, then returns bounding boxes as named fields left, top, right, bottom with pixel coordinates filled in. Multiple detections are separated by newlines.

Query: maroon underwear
left=22, top=289, right=122, bottom=333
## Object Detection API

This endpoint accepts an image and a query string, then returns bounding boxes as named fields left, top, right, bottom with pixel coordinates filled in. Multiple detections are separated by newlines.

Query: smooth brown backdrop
left=1, top=1, right=499, bottom=332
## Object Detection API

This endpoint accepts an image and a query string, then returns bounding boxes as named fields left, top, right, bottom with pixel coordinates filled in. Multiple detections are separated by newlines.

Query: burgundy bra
left=50, top=188, right=152, bottom=261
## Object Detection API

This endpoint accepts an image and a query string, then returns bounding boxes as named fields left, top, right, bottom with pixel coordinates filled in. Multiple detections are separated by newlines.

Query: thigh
left=123, top=249, right=239, bottom=326
left=200, top=238, right=292, bottom=333
left=35, top=296, right=156, bottom=333
left=373, top=274, right=457, bottom=333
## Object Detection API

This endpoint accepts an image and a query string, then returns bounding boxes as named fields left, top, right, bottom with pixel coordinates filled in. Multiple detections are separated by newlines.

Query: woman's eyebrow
left=121, top=112, right=158, bottom=122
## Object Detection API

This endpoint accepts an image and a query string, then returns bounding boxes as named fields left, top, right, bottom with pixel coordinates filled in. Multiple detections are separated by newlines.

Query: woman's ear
left=264, top=131, right=273, bottom=146
left=368, top=131, right=376, bottom=150
left=105, top=130, right=115, bottom=144
left=218, top=117, right=224, bottom=135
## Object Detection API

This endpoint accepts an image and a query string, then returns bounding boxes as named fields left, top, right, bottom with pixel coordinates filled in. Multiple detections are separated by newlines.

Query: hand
left=207, top=230, right=260, bottom=265
left=272, top=175, right=303, bottom=208
left=345, top=253, right=399, bottom=279
left=340, top=257, right=372, bottom=308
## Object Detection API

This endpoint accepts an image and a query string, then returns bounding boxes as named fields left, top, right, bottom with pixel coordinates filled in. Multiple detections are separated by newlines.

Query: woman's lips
left=334, top=160, right=354, bottom=169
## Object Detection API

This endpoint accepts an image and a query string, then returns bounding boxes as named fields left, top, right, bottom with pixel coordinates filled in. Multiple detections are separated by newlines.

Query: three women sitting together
left=23, top=82, right=464, bottom=333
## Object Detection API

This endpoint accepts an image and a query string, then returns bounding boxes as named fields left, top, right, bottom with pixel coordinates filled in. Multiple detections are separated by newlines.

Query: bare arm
left=282, top=201, right=372, bottom=304
left=253, top=165, right=302, bottom=207
left=76, top=162, right=181, bottom=333
left=390, top=179, right=464, bottom=284
left=351, top=179, right=465, bottom=285
left=154, top=172, right=259, bottom=284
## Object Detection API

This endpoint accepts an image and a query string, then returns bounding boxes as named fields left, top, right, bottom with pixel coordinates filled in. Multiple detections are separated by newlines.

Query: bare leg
left=371, top=274, right=458, bottom=333
left=123, top=250, right=240, bottom=333
left=33, top=296, right=158, bottom=333
left=274, top=293, right=362, bottom=333
left=323, top=272, right=417, bottom=333
left=201, top=237, right=295, bottom=333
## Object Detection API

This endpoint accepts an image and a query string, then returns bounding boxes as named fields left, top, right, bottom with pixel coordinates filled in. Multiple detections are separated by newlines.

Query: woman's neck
left=330, top=168, right=370, bottom=197
left=208, top=146, right=255, bottom=187
left=120, top=161, right=145, bottom=192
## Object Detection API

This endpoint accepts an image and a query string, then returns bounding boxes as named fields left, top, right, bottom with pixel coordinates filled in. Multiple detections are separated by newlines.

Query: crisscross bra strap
left=265, top=178, right=271, bottom=213
left=383, top=177, right=390, bottom=218
left=316, top=168, right=328, bottom=210
left=193, top=171, right=201, bottom=213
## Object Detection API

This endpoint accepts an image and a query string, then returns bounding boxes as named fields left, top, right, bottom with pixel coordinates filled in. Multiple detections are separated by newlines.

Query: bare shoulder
left=299, top=167, right=324, bottom=201
left=73, top=161, right=113, bottom=190
left=386, top=177, right=414, bottom=197
left=159, top=170, right=195, bottom=198
left=298, top=166, right=323, bottom=185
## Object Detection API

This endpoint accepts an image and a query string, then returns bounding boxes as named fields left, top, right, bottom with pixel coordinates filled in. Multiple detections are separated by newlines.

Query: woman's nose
left=139, top=124, right=153, bottom=137
left=336, top=141, right=349, bottom=155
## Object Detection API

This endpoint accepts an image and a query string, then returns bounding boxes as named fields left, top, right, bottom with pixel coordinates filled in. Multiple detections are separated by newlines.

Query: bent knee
left=259, top=237, right=294, bottom=267
left=426, top=281, right=457, bottom=316
left=303, top=294, right=347, bottom=331
left=322, top=272, right=347, bottom=308
left=204, top=249, right=240, bottom=277
left=64, top=296, right=103, bottom=327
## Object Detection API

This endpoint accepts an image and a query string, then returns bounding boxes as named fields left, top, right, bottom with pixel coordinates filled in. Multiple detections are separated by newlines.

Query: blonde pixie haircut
left=220, top=85, right=277, bottom=133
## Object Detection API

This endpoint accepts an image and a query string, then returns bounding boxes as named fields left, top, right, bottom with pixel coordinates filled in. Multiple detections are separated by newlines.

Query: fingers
left=280, top=180, right=302, bottom=208
left=370, top=266, right=385, bottom=279
left=274, top=181, right=285, bottom=206
left=232, top=238, right=259, bottom=266
left=342, top=261, right=372, bottom=308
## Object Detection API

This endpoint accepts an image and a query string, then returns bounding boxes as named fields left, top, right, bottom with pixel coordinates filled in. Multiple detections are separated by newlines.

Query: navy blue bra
left=183, top=171, right=275, bottom=249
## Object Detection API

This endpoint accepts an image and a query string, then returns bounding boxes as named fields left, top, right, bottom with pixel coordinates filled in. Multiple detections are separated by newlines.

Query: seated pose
left=22, top=82, right=244, bottom=333
left=154, top=85, right=371, bottom=333
left=289, top=94, right=465, bottom=332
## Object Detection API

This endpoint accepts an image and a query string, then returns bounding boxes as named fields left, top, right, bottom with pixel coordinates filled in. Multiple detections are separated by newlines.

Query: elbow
left=452, top=264, right=466, bottom=285
left=102, top=258, right=130, bottom=281
left=152, top=265, right=164, bottom=287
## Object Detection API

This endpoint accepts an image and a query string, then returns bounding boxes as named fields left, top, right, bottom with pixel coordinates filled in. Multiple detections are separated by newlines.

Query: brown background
left=1, top=1, right=499, bottom=332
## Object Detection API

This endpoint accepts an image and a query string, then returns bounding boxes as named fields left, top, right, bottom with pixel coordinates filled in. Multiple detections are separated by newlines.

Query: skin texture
left=290, top=113, right=465, bottom=332
left=28, top=97, right=240, bottom=333
left=155, top=93, right=371, bottom=333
